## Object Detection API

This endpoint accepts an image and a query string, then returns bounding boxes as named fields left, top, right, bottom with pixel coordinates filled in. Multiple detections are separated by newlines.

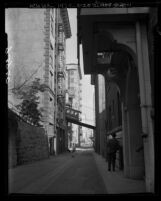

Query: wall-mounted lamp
left=96, top=52, right=113, bottom=65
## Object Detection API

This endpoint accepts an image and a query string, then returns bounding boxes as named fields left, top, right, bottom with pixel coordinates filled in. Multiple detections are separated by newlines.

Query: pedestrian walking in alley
left=71, top=143, right=76, bottom=158
left=106, top=133, right=120, bottom=171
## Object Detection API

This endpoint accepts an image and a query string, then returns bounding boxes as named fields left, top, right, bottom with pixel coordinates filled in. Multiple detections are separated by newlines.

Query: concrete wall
left=5, top=8, right=52, bottom=127
left=5, top=9, right=45, bottom=94
left=8, top=112, right=18, bottom=168
left=102, top=23, right=136, bottom=55
left=97, top=74, right=106, bottom=156
left=95, top=75, right=100, bottom=153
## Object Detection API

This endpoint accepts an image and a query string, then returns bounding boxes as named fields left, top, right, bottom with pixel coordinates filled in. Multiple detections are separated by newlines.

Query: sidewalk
left=93, top=152, right=146, bottom=194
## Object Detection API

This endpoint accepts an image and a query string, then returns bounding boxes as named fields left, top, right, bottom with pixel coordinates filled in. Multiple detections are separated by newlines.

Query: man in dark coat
left=106, top=133, right=120, bottom=171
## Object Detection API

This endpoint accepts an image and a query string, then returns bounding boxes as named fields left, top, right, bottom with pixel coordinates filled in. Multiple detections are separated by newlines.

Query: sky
left=66, top=9, right=95, bottom=126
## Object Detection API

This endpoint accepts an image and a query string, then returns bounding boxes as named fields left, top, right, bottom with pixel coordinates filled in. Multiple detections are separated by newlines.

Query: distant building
left=6, top=8, right=71, bottom=155
left=56, top=9, right=71, bottom=154
left=66, top=63, right=82, bottom=147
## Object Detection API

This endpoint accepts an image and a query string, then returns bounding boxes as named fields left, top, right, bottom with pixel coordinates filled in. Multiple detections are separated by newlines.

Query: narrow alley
left=9, top=148, right=146, bottom=195
left=6, top=6, right=158, bottom=195
left=9, top=149, right=107, bottom=194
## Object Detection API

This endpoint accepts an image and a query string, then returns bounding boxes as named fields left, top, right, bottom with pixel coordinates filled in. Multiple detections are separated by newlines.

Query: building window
left=51, top=16, right=54, bottom=37
left=50, top=70, right=53, bottom=89
left=50, top=70, right=53, bottom=77
left=50, top=42, right=53, bottom=50
left=51, top=23, right=54, bottom=37
left=50, top=55, right=53, bottom=68
left=69, top=97, right=72, bottom=102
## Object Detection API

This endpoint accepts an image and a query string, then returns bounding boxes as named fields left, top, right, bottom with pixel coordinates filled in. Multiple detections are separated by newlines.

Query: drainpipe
left=136, top=22, right=148, bottom=139
left=136, top=21, right=154, bottom=192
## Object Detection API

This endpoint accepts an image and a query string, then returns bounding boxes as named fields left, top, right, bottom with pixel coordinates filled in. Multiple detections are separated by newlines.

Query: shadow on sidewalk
left=93, top=152, right=146, bottom=194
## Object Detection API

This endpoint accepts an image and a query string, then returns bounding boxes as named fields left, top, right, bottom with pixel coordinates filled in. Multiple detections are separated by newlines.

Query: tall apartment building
left=6, top=8, right=71, bottom=155
left=66, top=63, right=82, bottom=147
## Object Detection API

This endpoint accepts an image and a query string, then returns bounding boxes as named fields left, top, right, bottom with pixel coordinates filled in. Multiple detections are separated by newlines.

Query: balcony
left=57, top=67, right=65, bottom=78
left=57, top=89, right=64, bottom=97
left=57, top=82, right=64, bottom=97
left=58, top=24, right=64, bottom=51
left=58, top=23, right=63, bottom=32
left=58, top=43, right=64, bottom=51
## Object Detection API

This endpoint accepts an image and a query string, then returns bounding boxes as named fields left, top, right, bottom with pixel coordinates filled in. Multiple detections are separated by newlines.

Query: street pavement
left=8, top=149, right=107, bottom=194
left=8, top=148, right=146, bottom=195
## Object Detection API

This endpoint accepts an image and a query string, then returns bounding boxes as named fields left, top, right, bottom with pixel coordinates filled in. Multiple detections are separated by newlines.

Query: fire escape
left=57, top=23, right=65, bottom=127
left=57, top=23, right=65, bottom=98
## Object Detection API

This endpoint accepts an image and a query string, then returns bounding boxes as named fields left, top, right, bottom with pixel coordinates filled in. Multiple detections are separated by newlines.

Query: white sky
left=66, top=9, right=95, bottom=126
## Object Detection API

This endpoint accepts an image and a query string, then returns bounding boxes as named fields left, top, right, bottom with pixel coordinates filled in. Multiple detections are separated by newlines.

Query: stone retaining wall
left=8, top=109, right=49, bottom=168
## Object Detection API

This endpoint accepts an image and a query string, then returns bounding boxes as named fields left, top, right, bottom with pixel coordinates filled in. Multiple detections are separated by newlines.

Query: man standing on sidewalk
left=106, top=133, right=120, bottom=171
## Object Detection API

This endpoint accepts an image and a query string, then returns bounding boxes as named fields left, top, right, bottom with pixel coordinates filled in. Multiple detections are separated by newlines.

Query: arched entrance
left=121, top=55, right=145, bottom=179
left=104, top=42, right=145, bottom=179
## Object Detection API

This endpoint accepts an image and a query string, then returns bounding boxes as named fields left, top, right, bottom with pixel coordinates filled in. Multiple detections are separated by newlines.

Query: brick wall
left=8, top=111, right=18, bottom=168
left=8, top=110, right=49, bottom=168
left=17, top=121, right=49, bottom=165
